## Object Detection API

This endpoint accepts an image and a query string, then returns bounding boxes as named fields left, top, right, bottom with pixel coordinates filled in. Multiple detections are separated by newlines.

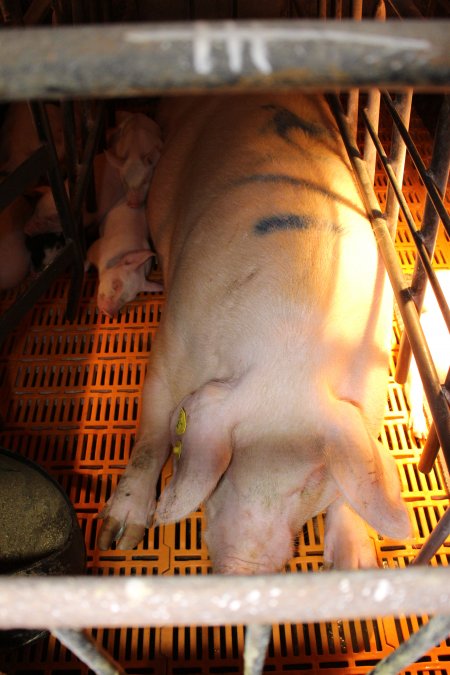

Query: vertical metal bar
left=413, top=504, right=450, bottom=565
left=243, top=624, right=272, bottom=675
left=363, top=0, right=386, bottom=185
left=345, top=0, right=363, bottom=140
left=29, top=101, right=85, bottom=322
left=319, top=0, right=328, bottom=18
left=394, top=95, right=450, bottom=472
left=385, top=90, right=413, bottom=237
left=53, top=629, right=127, bottom=675
left=328, top=93, right=450, bottom=469
left=368, top=614, right=450, bottom=675
left=381, top=92, right=450, bottom=237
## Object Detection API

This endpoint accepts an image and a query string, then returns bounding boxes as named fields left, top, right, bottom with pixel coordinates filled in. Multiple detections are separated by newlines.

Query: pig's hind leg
left=97, top=367, right=174, bottom=550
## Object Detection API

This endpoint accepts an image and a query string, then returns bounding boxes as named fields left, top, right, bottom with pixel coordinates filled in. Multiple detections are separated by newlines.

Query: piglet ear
left=156, top=382, right=234, bottom=524
left=324, top=399, right=411, bottom=541
left=120, top=249, right=154, bottom=270
left=104, top=148, right=124, bottom=170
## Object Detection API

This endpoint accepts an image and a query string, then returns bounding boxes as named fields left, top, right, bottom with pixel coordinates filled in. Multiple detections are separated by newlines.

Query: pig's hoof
left=97, top=514, right=147, bottom=551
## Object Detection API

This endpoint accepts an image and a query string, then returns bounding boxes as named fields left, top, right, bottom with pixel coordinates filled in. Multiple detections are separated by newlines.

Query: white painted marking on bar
left=224, top=21, right=243, bottom=73
left=193, top=22, right=214, bottom=74
left=250, top=33, right=272, bottom=73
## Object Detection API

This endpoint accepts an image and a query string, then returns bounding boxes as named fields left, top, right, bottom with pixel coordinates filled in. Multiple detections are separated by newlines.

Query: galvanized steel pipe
left=0, top=568, right=449, bottom=630
left=0, top=20, right=449, bottom=101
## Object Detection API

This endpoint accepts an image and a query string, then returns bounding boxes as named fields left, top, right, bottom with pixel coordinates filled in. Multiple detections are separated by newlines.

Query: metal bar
left=0, top=243, right=76, bottom=345
left=0, top=145, right=49, bottom=211
left=395, top=94, right=450, bottom=377
left=385, top=90, right=413, bottom=237
left=413, top=504, right=450, bottom=565
left=0, top=20, right=449, bottom=102
left=53, top=629, right=127, bottom=675
left=328, top=93, right=450, bottom=467
left=362, top=108, right=450, bottom=334
left=244, top=624, right=272, bottom=675
left=0, top=568, right=450, bottom=630
left=363, top=89, right=381, bottom=184
left=368, top=615, right=450, bottom=674
left=381, top=91, right=450, bottom=238
left=29, top=102, right=85, bottom=322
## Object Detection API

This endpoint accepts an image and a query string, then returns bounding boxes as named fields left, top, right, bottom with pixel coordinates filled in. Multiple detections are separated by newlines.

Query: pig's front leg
left=97, top=368, right=173, bottom=550
left=324, top=498, right=378, bottom=569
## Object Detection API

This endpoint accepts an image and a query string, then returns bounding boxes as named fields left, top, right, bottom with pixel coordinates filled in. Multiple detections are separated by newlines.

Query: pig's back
left=147, top=94, right=387, bottom=407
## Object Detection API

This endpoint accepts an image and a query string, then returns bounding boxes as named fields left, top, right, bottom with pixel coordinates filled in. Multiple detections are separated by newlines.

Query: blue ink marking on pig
left=254, top=214, right=312, bottom=235
left=262, top=105, right=323, bottom=142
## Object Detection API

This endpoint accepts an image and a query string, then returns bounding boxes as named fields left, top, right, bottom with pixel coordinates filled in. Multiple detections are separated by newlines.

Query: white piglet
left=98, top=94, right=411, bottom=572
left=105, top=111, right=162, bottom=208
left=86, top=200, right=162, bottom=317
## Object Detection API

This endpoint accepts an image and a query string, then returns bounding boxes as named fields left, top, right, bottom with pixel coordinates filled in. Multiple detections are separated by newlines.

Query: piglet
left=98, top=94, right=411, bottom=574
left=86, top=199, right=161, bottom=316
left=105, top=111, right=162, bottom=208
left=0, top=102, right=64, bottom=176
left=0, top=197, right=33, bottom=289
left=404, top=269, right=450, bottom=439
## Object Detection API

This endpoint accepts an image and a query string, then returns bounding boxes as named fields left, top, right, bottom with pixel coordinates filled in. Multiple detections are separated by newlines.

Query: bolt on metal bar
left=0, top=20, right=449, bottom=102
left=328, top=93, right=450, bottom=468
left=1, top=568, right=450, bottom=630
left=368, top=614, right=450, bottom=675
left=384, top=90, right=413, bottom=237
left=381, top=91, right=450, bottom=238
left=53, top=629, right=127, bottom=675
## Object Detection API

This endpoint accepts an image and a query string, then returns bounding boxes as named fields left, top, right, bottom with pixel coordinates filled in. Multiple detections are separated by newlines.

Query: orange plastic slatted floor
left=0, top=107, right=449, bottom=675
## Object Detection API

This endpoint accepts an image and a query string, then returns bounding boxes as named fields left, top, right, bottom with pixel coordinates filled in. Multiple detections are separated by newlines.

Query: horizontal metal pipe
left=0, top=19, right=449, bottom=101
left=1, top=568, right=450, bottom=630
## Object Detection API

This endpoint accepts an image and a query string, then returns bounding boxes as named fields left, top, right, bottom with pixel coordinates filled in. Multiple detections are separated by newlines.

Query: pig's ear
left=104, top=148, right=124, bottom=170
left=325, top=399, right=411, bottom=540
left=120, top=250, right=154, bottom=269
left=156, top=383, right=234, bottom=524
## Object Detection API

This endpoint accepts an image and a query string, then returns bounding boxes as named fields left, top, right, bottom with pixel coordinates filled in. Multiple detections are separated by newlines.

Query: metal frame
left=0, top=3, right=449, bottom=675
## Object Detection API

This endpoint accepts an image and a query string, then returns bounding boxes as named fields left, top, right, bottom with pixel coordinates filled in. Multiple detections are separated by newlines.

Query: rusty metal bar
left=0, top=20, right=449, bottom=102
left=328, top=93, right=450, bottom=467
left=369, top=614, right=450, bottom=674
left=384, top=90, right=413, bottom=236
left=0, top=568, right=450, bottom=630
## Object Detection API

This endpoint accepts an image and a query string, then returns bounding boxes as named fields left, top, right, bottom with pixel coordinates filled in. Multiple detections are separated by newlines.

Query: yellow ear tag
left=173, top=440, right=183, bottom=457
left=175, top=407, right=187, bottom=435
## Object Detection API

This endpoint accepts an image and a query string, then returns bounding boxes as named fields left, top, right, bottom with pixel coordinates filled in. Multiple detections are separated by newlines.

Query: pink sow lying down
left=97, top=93, right=411, bottom=573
